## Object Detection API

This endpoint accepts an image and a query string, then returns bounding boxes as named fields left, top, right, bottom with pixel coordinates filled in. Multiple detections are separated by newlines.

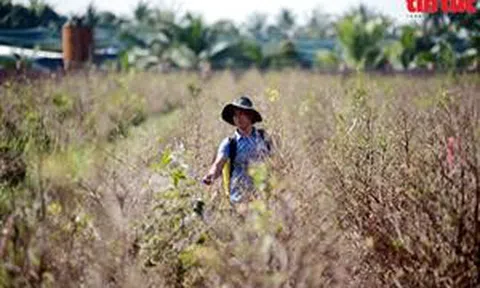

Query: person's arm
left=202, top=155, right=227, bottom=185
left=202, top=137, right=230, bottom=185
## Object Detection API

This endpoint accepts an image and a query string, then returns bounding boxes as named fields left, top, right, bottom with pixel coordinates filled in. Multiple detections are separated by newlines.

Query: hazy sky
left=17, top=0, right=412, bottom=24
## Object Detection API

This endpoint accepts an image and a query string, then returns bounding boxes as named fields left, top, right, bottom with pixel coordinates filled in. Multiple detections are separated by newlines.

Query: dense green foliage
left=0, top=0, right=65, bottom=29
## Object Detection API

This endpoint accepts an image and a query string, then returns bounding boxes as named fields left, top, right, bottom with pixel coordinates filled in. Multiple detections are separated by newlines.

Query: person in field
left=202, top=96, right=272, bottom=205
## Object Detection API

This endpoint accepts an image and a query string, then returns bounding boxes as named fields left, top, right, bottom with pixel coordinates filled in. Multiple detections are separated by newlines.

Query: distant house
left=0, top=44, right=63, bottom=70
left=293, top=38, right=337, bottom=67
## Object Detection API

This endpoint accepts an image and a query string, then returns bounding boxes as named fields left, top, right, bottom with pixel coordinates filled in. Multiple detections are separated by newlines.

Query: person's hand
left=202, top=173, right=214, bottom=185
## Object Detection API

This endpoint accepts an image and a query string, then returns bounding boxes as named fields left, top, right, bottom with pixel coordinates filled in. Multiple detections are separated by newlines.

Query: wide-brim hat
left=221, top=96, right=263, bottom=126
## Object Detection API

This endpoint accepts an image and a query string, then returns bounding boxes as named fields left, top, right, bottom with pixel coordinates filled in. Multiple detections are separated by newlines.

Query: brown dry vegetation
left=1, top=70, right=479, bottom=287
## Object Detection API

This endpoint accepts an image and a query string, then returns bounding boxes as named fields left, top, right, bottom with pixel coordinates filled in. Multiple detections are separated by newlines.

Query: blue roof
left=293, top=38, right=337, bottom=64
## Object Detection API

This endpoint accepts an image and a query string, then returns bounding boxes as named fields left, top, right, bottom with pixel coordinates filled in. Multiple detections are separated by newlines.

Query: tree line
left=0, top=0, right=478, bottom=72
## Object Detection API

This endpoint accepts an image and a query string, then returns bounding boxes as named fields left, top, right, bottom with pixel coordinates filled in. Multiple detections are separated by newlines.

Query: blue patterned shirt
left=217, top=127, right=270, bottom=203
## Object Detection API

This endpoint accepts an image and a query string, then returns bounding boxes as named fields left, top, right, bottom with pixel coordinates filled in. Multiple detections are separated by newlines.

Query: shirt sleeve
left=217, top=137, right=230, bottom=160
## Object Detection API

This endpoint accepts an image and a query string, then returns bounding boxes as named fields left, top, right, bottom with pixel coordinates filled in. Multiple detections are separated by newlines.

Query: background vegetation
left=0, top=0, right=478, bottom=72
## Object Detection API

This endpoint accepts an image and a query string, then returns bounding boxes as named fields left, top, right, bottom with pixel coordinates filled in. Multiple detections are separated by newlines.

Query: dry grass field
left=1, top=70, right=479, bottom=287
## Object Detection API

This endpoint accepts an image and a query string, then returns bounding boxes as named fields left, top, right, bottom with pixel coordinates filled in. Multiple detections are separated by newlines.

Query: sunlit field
left=1, top=70, right=479, bottom=287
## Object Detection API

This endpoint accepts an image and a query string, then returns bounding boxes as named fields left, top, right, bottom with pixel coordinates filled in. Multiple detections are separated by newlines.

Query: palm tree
left=276, top=8, right=296, bottom=39
left=336, top=5, right=392, bottom=70
left=84, top=3, right=98, bottom=27
left=28, top=0, right=45, bottom=12
left=210, top=20, right=240, bottom=41
left=296, top=7, right=334, bottom=39
left=122, top=12, right=241, bottom=70
left=245, top=12, right=267, bottom=41
left=417, top=4, right=479, bottom=71
left=134, top=0, right=150, bottom=24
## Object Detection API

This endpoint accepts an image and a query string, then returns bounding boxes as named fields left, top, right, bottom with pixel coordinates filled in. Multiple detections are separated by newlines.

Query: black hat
left=221, top=96, right=263, bottom=126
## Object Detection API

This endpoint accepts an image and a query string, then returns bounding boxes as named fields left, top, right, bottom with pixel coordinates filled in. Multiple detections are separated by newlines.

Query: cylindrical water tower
left=62, top=19, right=94, bottom=70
